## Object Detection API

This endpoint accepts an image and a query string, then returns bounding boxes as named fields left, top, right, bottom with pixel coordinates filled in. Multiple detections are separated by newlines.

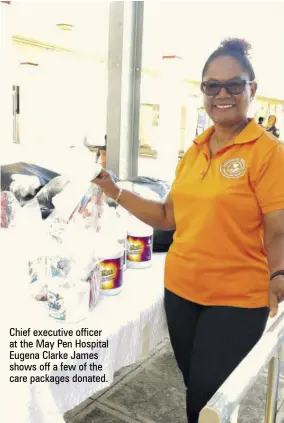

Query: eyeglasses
left=200, top=79, right=254, bottom=96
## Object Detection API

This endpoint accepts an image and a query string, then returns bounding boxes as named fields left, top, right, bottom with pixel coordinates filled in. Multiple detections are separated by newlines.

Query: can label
left=28, top=257, right=48, bottom=301
left=127, top=235, right=153, bottom=262
left=100, top=257, right=123, bottom=290
left=28, top=257, right=45, bottom=284
left=50, top=256, right=72, bottom=278
left=48, top=290, right=66, bottom=320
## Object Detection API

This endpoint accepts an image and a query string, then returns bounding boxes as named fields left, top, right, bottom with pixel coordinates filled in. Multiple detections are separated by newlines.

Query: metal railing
left=199, top=306, right=284, bottom=423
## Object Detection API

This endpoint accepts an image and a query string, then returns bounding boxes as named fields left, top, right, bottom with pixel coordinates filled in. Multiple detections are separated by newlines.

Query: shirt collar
left=193, top=118, right=265, bottom=147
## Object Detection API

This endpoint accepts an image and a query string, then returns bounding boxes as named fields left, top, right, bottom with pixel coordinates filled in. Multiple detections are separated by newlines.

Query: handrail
left=199, top=307, right=284, bottom=423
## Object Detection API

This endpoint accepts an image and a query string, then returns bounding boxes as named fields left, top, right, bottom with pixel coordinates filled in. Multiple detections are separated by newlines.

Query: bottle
left=98, top=206, right=128, bottom=272
left=99, top=238, right=124, bottom=296
left=127, top=216, right=153, bottom=269
left=115, top=207, right=128, bottom=271
left=117, top=227, right=127, bottom=271
left=48, top=276, right=90, bottom=323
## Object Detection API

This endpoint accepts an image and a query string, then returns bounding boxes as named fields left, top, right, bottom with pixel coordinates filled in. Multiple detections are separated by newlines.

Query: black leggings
left=164, top=289, right=269, bottom=423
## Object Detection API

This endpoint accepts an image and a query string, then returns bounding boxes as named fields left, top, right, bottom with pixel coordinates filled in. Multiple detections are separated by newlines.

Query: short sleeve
left=255, top=143, right=284, bottom=214
left=167, top=154, right=188, bottom=201
left=173, top=145, right=195, bottom=181
left=167, top=159, right=184, bottom=200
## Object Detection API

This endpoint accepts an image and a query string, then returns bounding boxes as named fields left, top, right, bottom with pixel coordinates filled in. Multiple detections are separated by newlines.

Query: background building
left=1, top=1, right=284, bottom=181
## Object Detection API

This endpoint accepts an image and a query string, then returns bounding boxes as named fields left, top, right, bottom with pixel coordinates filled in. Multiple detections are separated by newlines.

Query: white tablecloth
left=3, top=252, right=168, bottom=423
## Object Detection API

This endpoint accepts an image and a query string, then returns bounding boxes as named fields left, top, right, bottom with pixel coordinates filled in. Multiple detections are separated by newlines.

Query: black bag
left=153, top=228, right=174, bottom=252
left=128, top=177, right=174, bottom=252
left=129, top=176, right=170, bottom=199
left=1, top=162, right=59, bottom=191
left=1, top=162, right=60, bottom=219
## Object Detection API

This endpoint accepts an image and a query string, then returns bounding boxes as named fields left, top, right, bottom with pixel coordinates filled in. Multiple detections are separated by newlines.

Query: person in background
left=267, top=114, right=280, bottom=138
left=258, top=116, right=264, bottom=126
left=96, top=134, right=107, bottom=166
left=92, top=38, right=284, bottom=422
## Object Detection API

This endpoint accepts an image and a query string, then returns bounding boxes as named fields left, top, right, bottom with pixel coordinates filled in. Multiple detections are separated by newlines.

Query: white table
left=3, top=251, right=168, bottom=423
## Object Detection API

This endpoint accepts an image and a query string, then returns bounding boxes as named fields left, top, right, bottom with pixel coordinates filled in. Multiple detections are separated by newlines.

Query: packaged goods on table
left=127, top=215, right=154, bottom=269
left=47, top=224, right=102, bottom=322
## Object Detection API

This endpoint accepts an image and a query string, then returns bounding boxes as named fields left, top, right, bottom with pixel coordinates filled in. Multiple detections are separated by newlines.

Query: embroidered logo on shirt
left=220, top=158, right=246, bottom=179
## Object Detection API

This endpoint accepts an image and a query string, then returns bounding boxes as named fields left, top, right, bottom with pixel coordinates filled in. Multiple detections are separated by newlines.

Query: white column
left=0, top=1, right=13, bottom=150
left=106, top=1, right=144, bottom=179
left=156, top=56, right=183, bottom=182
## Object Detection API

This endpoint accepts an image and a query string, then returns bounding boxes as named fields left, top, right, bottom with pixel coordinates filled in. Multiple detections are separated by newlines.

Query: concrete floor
left=64, top=337, right=284, bottom=423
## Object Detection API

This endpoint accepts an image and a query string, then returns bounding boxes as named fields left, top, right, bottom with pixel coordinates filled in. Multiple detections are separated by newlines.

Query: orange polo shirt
left=165, top=119, right=284, bottom=308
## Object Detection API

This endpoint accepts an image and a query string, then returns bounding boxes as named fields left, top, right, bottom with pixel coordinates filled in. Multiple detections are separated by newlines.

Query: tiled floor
left=64, top=338, right=284, bottom=423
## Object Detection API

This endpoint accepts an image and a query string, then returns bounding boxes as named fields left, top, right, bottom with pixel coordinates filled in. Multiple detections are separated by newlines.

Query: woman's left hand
left=269, top=276, right=284, bottom=317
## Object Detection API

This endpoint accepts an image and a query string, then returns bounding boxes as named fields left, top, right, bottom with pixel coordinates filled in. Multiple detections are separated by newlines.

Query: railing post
left=228, top=405, right=240, bottom=423
left=265, top=352, right=280, bottom=423
left=198, top=321, right=284, bottom=423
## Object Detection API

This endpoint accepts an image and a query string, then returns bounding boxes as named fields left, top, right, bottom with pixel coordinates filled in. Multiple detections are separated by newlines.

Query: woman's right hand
left=91, top=170, right=120, bottom=200
left=92, top=170, right=175, bottom=230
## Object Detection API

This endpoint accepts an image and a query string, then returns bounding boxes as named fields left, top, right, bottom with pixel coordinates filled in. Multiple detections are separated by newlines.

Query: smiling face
left=202, top=55, right=257, bottom=127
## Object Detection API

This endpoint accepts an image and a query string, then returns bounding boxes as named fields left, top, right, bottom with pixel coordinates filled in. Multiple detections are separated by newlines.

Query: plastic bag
left=40, top=160, right=102, bottom=222
left=45, top=145, right=100, bottom=184
left=117, top=181, right=160, bottom=201
left=36, top=175, right=70, bottom=202
left=26, top=216, right=102, bottom=310
left=153, top=228, right=174, bottom=252
left=18, top=197, right=43, bottom=228
left=68, top=183, right=104, bottom=227
left=52, top=182, right=104, bottom=228
left=1, top=162, right=59, bottom=192
left=18, top=200, right=52, bottom=301
left=129, top=176, right=170, bottom=200
left=33, top=175, right=70, bottom=220
left=47, top=222, right=102, bottom=321
left=1, top=192, right=42, bottom=230
left=1, top=191, right=22, bottom=228
left=0, top=194, right=50, bottom=300
left=10, top=174, right=41, bottom=199
left=28, top=256, right=50, bottom=301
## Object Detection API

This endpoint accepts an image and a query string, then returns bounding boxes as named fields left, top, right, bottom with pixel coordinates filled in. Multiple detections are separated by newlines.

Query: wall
left=9, top=38, right=284, bottom=173
left=12, top=41, right=108, bottom=149
left=0, top=2, right=13, bottom=149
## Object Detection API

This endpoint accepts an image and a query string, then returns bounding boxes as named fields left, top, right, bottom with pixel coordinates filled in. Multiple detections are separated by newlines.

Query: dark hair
left=202, top=38, right=255, bottom=81
left=258, top=117, right=264, bottom=123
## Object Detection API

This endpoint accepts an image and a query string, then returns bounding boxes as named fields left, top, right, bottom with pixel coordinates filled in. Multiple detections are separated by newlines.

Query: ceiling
left=10, top=1, right=284, bottom=99
left=142, top=2, right=284, bottom=99
left=11, top=1, right=110, bottom=56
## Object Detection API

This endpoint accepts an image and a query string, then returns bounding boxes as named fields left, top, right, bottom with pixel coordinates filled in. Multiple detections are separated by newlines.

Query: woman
left=93, top=39, right=284, bottom=422
left=266, top=114, right=280, bottom=138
